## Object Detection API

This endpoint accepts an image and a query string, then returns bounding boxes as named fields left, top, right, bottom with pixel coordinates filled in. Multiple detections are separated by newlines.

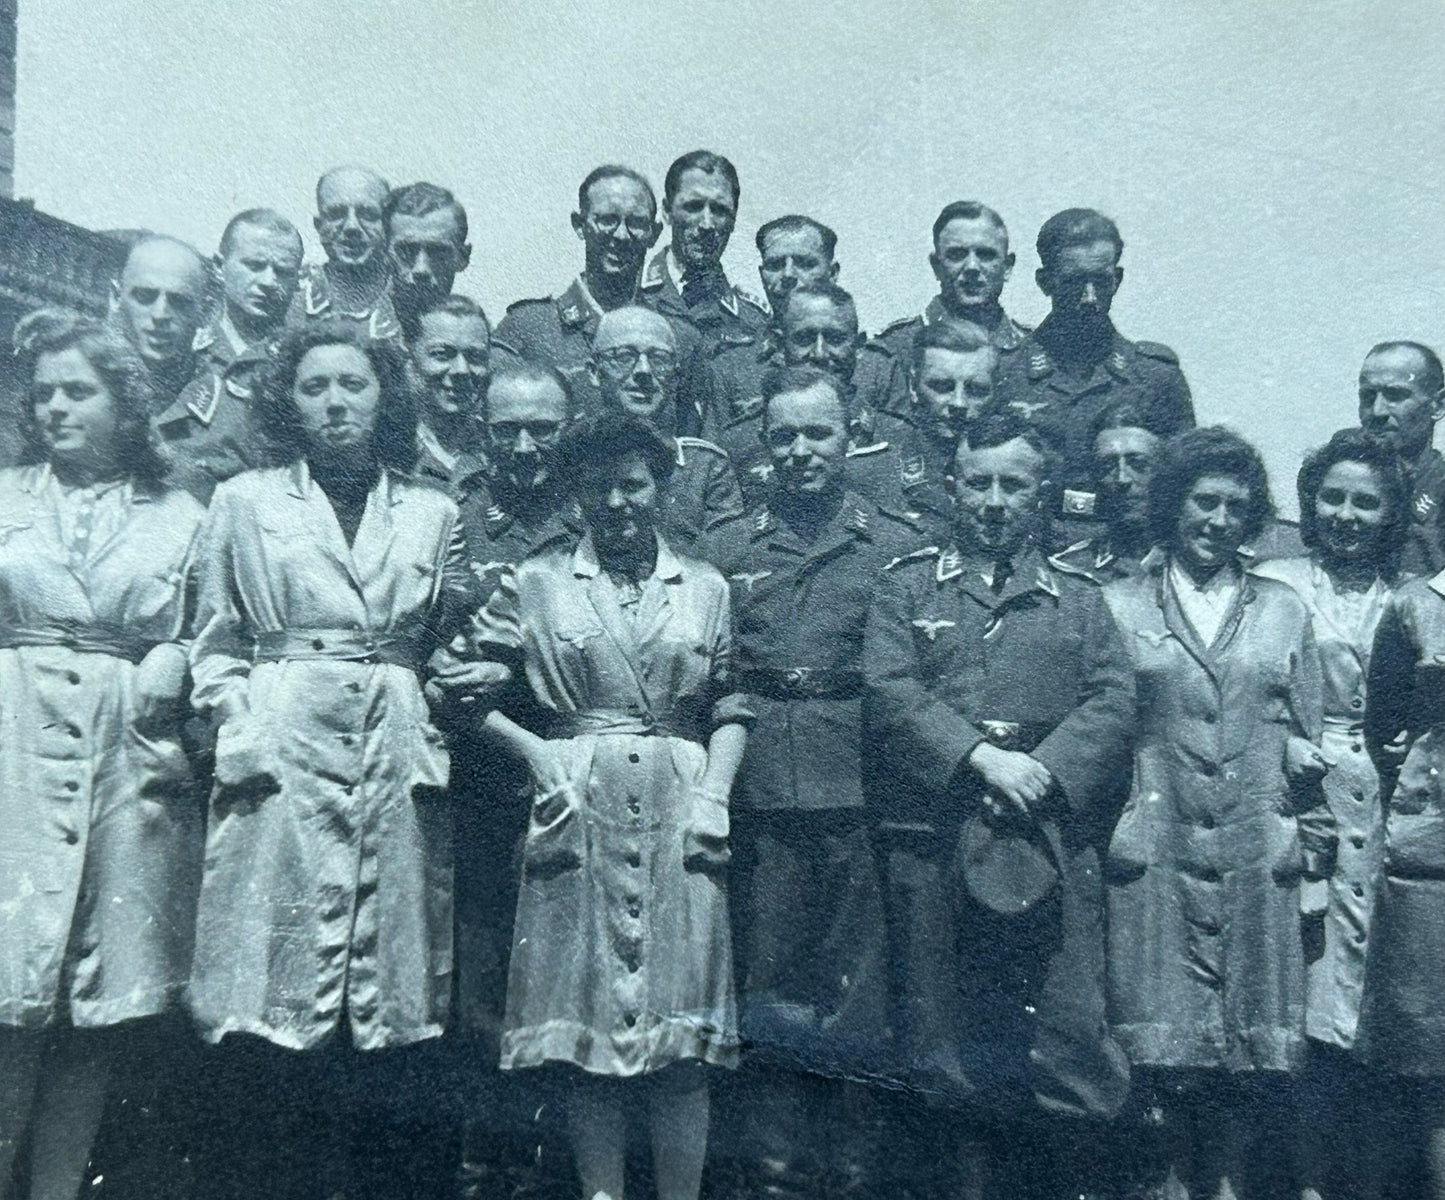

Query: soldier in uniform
left=863, top=411, right=1135, bottom=1199
left=1047, top=400, right=1162, bottom=585
left=292, top=164, right=403, bottom=343
left=640, top=149, right=768, bottom=354
left=586, top=305, right=744, bottom=543
left=156, top=210, right=303, bottom=503
left=995, top=208, right=1193, bottom=541
left=875, top=201, right=1031, bottom=377
left=493, top=164, right=706, bottom=426
left=108, top=234, right=211, bottom=411
left=711, top=281, right=906, bottom=507
left=702, top=214, right=841, bottom=435
left=852, top=322, right=1001, bottom=541
left=704, top=365, right=922, bottom=1198
left=1357, top=339, right=1445, bottom=576
left=385, top=181, right=473, bottom=338
left=408, top=293, right=491, bottom=492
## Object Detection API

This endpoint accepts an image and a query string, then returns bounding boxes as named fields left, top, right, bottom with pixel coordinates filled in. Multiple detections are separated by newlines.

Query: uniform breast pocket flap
left=257, top=520, right=310, bottom=543
left=555, top=622, right=605, bottom=646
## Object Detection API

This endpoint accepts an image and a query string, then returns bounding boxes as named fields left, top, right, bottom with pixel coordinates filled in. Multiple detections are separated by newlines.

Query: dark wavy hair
left=1147, top=425, right=1274, bottom=550
left=559, top=412, right=676, bottom=494
left=13, top=307, right=169, bottom=490
left=1297, top=427, right=1410, bottom=564
left=255, top=319, right=419, bottom=471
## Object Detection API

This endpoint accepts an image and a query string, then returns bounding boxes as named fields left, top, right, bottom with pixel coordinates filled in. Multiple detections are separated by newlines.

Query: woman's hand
left=523, top=736, right=572, bottom=798
left=133, top=643, right=188, bottom=736
left=968, top=742, right=1052, bottom=817
left=1284, top=736, right=1334, bottom=789
left=684, top=788, right=731, bottom=872
left=423, top=638, right=511, bottom=708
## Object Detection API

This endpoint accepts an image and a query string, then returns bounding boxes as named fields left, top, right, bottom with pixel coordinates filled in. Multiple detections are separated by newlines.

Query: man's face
left=757, top=225, right=836, bottom=314
left=1359, top=346, right=1444, bottom=460
left=952, top=436, right=1045, bottom=558
left=911, top=346, right=996, bottom=448
left=412, top=311, right=490, bottom=419
left=485, top=374, right=569, bottom=494
left=573, top=175, right=659, bottom=282
left=764, top=381, right=849, bottom=498
left=220, top=225, right=302, bottom=333
left=314, top=169, right=388, bottom=269
left=780, top=293, right=858, bottom=380
left=113, top=241, right=208, bottom=369
left=668, top=167, right=736, bottom=274
left=930, top=217, right=1013, bottom=312
left=389, top=208, right=470, bottom=308
left=589, top=310, right=678, bottom=420
left=1038, top=239, right=1121, bottom=335
left=1093, top=424, right=1161, bottom=528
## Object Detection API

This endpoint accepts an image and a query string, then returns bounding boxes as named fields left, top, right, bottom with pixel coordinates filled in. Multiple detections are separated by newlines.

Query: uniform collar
left=921, top=296, right=1024, bottom=350
left=1027, top=317, right=1126, bottom=383
left=557, top=276, right=605, bottom=330
left=937, top=542, right=1058, bottom=599
left=750, top=490, right=873, bottom=545
left=572, top=531, right=684, bottom=582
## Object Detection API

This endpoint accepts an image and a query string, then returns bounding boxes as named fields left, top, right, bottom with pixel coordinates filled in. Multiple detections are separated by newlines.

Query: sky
left=16, top=1, right=1445, bottom=514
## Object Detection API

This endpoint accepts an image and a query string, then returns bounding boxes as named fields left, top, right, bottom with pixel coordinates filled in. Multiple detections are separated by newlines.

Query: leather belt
left=0, top=625, right=156, bottom=663
left=549, top=709, right=703, bottom=743
left=737, top=667, right=862, bottom=700
left=252, top=629, right=425, bottom=670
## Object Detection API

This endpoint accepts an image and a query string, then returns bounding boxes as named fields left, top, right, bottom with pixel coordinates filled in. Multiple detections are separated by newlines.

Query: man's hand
left=968, top=741, right=1052, bottom=817
left=1284, top=736, right=1334, bottom=789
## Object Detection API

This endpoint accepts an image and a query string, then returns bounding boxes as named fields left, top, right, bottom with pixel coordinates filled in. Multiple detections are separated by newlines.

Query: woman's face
left=32, top=347, right=121, bottom=470
left=580, top=449, right=659, bottom=551
left=1313, top=459, right=1387, bottom=566
left=1173, top=472, right=1252, bottom=574
left=292, top=343, right=381, bottom=455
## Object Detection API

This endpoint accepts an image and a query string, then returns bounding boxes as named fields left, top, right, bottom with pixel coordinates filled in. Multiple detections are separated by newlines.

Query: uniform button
left=311, top=637, right=326, bottom=651
left=340, top=734, right=356, bottom=747
left=1200, top=763, right=1218, bottom=777
left=64, top=780, right=79, bottom=793
left=64, top=830, right=78, bottom=845
left=1200, top=815, right=1216, bottom=830
left=627, top=852, right=641, bottom=868
left=343, top=784, right=355, bottom=795
left=1352, top=883, right=1365, bottom=898
left=1351, top=697, right=1364, bottom=711
left=66, top=671, right=80, bottom=685
left=628, top=799, right=640, bottom=814
left=1352, top=788, right=1365, bottom=802
left=628, top=962, right=640, bottom=974
left=1351, top=743, right=1363, bottom=754
left=1353, top=931, right=1367, bottom=944
left=346, top=681, right=362, bottom=693
left=1351, top=835, right=1365, bottom=849
left=628, top=903, right=641, bottom=918
left=624, top=1013, right=637, bottom=1027
left=628, top=752, right=640, bottom=764
left=1202, top=711, right=1217, bottom=724
left=65, top=723, right=82, bottom=739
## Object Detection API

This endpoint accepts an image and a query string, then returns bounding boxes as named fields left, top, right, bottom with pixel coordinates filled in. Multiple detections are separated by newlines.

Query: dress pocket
left=1104, top=791, right=1155, bottom=883
left=524, top=782, right=585, bottom=876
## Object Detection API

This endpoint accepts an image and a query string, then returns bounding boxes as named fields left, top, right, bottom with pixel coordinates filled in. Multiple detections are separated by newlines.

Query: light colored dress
left=0, top=464, right=204, bottom=1028
left=1253, top=557, right=1389, bottom=1049
left=1102, top=557, right=1330, bottom=1072
left=477, top=533, right=750, bottom=1076
left=188, top=461, right=473, bottom=1051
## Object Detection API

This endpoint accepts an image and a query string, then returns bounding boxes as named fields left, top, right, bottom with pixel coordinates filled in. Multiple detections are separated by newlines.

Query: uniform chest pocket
left=257, top=520, right=311, bottom=544
left=554, top=622, right=606, bottom=647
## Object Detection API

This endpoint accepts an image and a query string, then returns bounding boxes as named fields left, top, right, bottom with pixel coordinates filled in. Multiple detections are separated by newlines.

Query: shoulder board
left=1133, top=341, right=1180, bottom=365
left=884, top=545, right=941, bottom=572
left=675, top=436, right=729, bottom=458
left=504, top=296, right=553, bottom=314
left=846, top=440, right=891, bottom=458
left=880, top=315, right=920, bottom=339
left=711, top=331, right=759, bottom=357
left=859, top=337, right=896, bottom=359
left=875, top=504, right=929, bottom=532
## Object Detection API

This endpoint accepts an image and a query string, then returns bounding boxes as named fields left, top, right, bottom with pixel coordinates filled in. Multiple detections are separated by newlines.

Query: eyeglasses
left=595, top=347, right=678, bottom=376
left=586, top=213, right=656, bottom=239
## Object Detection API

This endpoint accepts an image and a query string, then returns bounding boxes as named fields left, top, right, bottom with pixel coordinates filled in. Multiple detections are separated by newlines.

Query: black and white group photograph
left=0, top=3, right=1441, bottom=1199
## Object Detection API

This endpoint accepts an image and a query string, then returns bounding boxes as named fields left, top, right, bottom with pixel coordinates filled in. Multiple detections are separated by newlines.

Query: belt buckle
left=784, top=667, right=812, bottom=691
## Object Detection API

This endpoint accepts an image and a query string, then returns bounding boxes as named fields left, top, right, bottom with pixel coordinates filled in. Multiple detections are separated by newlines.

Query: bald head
left=315, top=164, right=390, bottom=269
left=590, top=306, right=679, bottom=421
left=112, top=236, right=209, bottom=370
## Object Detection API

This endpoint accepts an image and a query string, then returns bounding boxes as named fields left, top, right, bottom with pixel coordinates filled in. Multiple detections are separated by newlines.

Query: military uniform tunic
left=640, top=248, right=770, bottom=356
left=875, top=298, right=1031, bottom=380
left=0, top=466, right=204, bottom=1028
left=188, top=463, right=475, bottom=1051
left=286, top=261, right=403, bottom=344
left=1396, top=445, right=1445, bottom=578
left=476, top=535, right=751, bottom=1076
left=1253, top=557, right=1389, bottom=1050
left=1357, top=573, right=1445, bottom=1073
left=156, top=319, right=274, bottom=504
left=705, top=494, right=922, bottom=1074
left=994, top=319, right=1193, bottom=522
left=863, top=545, right=1135, bottom=1113
left=1101, top=559, right=1330, bottom=1072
